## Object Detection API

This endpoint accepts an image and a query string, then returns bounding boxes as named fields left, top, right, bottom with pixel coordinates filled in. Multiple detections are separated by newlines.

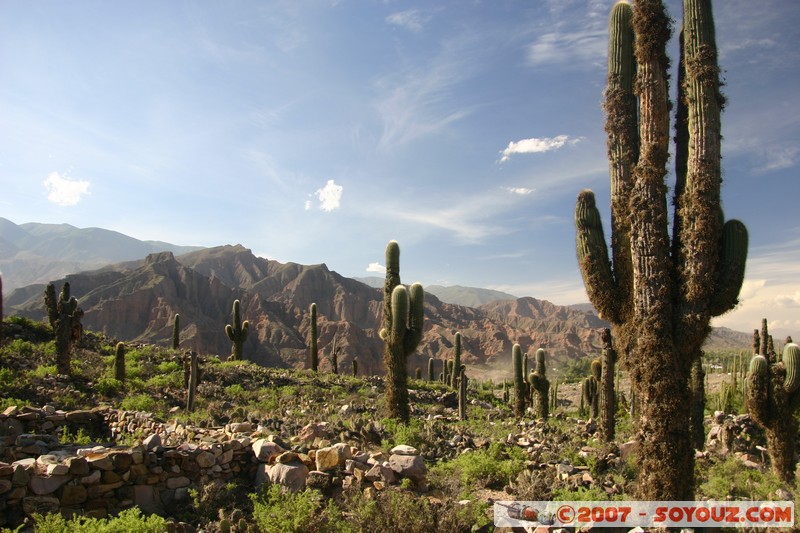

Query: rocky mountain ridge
left=6, top=245, right=628, bottom=376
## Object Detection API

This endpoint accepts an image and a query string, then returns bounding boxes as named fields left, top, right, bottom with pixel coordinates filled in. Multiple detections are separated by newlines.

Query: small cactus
left=427, top=358, right=435, bottom=382
left=186, top=351, right=199, bottom=412
left=225, top=300, right=249, bottom=361
left=583, top=359, right=601, bottom=420
left=599, top=329, right=617, bottom=441
left=352, top=358, right=358, bottom=377
left=528, top=348, right=550, bottom=420
left=458, top=364, right=467, bottom=420
left=415, top=367, right=422, bottom=380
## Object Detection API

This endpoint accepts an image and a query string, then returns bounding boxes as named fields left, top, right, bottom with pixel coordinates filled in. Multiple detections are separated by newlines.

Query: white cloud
left=776, top=291, right=800, bottom=308
left=304, top=200, right=312, bottom=211
left=505, top=187, right=535, bottom=195
left=42, top=172, right=90, bottom=206
left=315, top=180, right=343, bottom=212
left=366, top=262, right=386, bottom=273
left=499, top=135, right=581, bottom=163
left=386, top=10, right=429, bottom=32
left=754, top=145, right=800, bottom=173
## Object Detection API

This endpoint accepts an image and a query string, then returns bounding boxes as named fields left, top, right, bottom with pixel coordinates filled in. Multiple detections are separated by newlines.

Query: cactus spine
left=599, top=329, right=616, bottom=441
left=450, top=332, right=462, bottom=388
left=44, top=282, right=84, bottom=375
left=114, top=342, right=126, bottom=382
left=172, top=314, right=180, bottom=349
left=380, top=240, right=424, bottom=423
left=746, top=319, right=800, bottom=483
left=528, top=348, right=550, bottom=420
left=512, top=344, right=525, bottom=418
left=225, top=299, right=249, bottom=361
left=309, top=303, right=318, bottom=371
left=574, top=0, right=747, bottom=499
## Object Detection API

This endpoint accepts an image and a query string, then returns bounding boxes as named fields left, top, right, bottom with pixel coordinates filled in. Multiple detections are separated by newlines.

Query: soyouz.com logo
left=493, top=501, right=794, bottom=528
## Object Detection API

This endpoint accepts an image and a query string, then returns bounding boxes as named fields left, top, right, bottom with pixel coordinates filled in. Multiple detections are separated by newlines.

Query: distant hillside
left=0, top=217, right=204, bottom=293
left=354, top=278, right=517, bottom=308
left=7, top=246, right=619, bottom=374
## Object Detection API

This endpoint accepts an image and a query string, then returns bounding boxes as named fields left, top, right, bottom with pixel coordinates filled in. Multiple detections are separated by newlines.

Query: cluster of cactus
left=745, top=319, right=800, bottom=483
left=379, top=240, right=424, bottom=423
left=548, top=379, right=559, bottom=413
left=574, top=0, right=747, bottom=499
left=44, top=282, right=84, bottom=375
left=225, top=299, right=249, bottom=361
left=172, top=314, right=180, bottom=349
left=581, top=359, right=601, bottom=419
left=527, top=348, right=550, bottom=420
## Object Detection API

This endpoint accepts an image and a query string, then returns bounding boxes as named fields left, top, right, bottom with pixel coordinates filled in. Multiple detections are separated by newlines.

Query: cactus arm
left=709, top=219, right=748, bottom=316
left=405, top=282, right=424, bottom=353
left=575, top=190, right=618, bottom=322
left=782, top=344, right=800, bottom=394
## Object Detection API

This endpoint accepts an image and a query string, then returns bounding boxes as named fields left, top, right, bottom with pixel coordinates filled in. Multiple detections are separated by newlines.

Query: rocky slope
left=6, top=245, right=623, bottom=376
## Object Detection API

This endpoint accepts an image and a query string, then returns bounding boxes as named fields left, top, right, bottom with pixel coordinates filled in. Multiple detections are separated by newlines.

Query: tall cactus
left=689, top=357, right=706, bottom=450
left=599, top=329, right=617, bottom=441
left=309, top=303, right=318, bottom=371
left=512, top=344, right=525, bottom=418
left=458, top=364, right=467, bottom=420
left=450, top=332, right=462, bottom=388
left=172, top=314, right=180, bottom=350
left=44, top=282, right=84, bottom=375
left=528, top=348, right=550, bottom=420
left=114, top=342, right=126, bottom=382
left=746, top=319, right=800, bottom=483
left=575, top=0, right=747, bottom=499
left=428, top=357, right=435, bottom=382
left=225, top=299, right=249, bottom=361
left=380, top=240, right=424, bottom=423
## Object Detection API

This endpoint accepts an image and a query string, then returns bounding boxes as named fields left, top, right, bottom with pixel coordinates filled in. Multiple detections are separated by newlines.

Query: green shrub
left=156, top=360, right=181, bottom=373
left=32, top=508, right=167, bottom=532
left=27, top=363, right=57, bottom=379
left=251, top=485, right=350, bottom=533
left=120, top=394, right=156, bottom=412
left=698, top=456, right=784, bottom=500
left=145, top=372, right=183, bottom=389
left=4, top=339, right=35, bottom=357
left=429, top=442, right=526, bottom=492
left=95, top=377, right=123, bottom=396
left=342, top=486, right=434, bottom=532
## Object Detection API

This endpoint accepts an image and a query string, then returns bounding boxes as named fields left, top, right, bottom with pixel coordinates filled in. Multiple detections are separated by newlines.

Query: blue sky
left=1, top=0, right=798, bottom=337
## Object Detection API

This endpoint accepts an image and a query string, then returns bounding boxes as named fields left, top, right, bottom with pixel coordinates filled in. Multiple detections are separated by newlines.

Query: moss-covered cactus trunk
left=309, top=303, right=318, bottom=372
left=225, top=299, right=249, bottom=361
left=575, top=0, right=746, bottom=500
left=600, top=329, right=616, bottom=441
left=381, top=241, right=424, bottom=423
left=689, top=356, right=706, bottom=450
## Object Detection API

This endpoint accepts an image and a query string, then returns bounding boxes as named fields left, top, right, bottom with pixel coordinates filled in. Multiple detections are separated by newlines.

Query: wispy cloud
left=754, top=144, right=800, bottom=173
left=315, top=180, right=343, bottom=212
left=499, top=135, right=582, bottom=163
left=386, top=9, right=431, bottom=32
left=43, top=172, right=90, bottom=206
left=505, top=187, right=535, bottom=195
left=373, top=35, right=481, bottom=149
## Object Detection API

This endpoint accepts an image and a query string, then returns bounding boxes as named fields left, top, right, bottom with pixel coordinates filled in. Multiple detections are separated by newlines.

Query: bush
left=342, top=486, right=434, bottom=533
left=251, top=485, right=349, bottom=533
left=120, top=393, right=156, bottom=412
left=32, top=508, right=167, bottom=532
left=430, top=442, right=526, bottom=493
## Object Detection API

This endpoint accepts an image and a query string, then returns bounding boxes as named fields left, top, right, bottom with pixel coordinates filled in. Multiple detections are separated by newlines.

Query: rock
left=252, top=439, right=284, bottom=463
left=276, top=452, right=301, bottom=464
left=29, top=474, right=71, bottom=495
left=143, top=434, right=163, bottom=451
left=388, top=454, right=426, bottom=482
left=269, top=462, right=309, bottom=493
left=166, top=476, right=191, bottom=489
left=390, top=445, right=418, bottom=456
left=306, top=470, right=332, bottom=491
left=315, top=446, right=343, bottom=472
left=60, top=484, right=88, bottom=505
left=195, top=451, right=216, bottom=469
left=22, top=496, right=60, bottom=515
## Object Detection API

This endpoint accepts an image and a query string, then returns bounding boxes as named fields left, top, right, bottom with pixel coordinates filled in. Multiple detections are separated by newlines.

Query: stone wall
left=0, top=405, right=427, bottom=529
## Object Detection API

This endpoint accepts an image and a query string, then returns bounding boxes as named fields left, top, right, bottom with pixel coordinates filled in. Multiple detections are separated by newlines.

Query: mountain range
left=2, top=220, right=752, bottom=377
